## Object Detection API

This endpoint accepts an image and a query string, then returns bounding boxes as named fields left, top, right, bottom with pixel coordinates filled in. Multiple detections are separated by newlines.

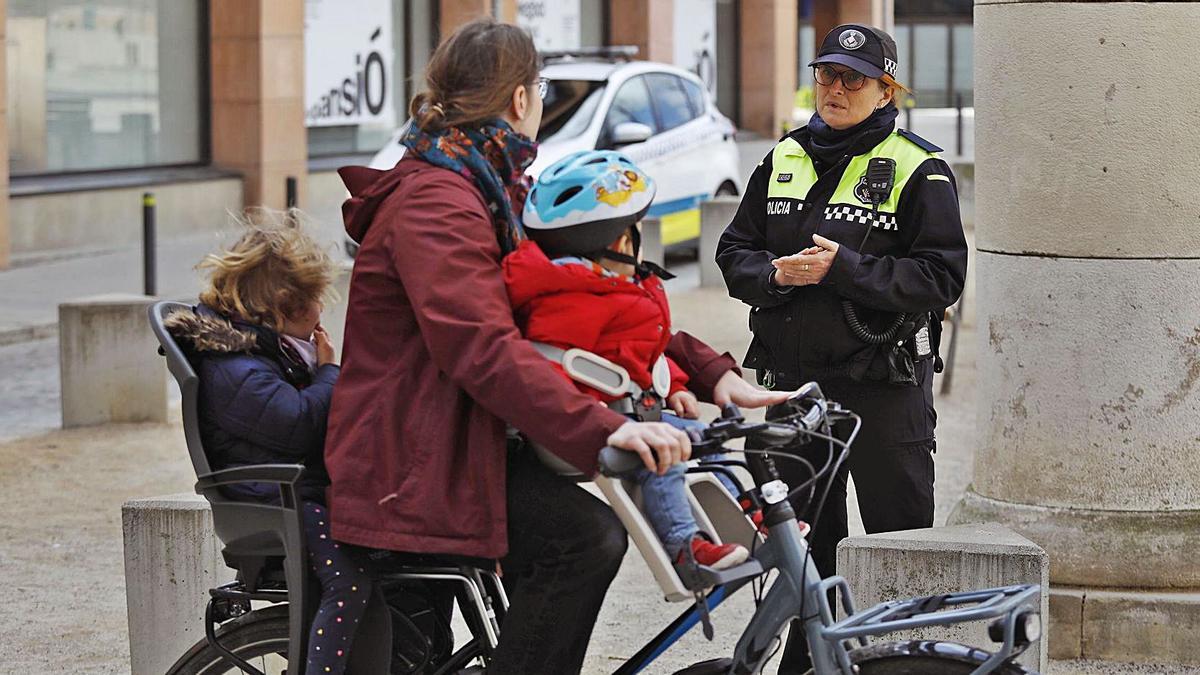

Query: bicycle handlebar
left=596, top=383, right=834, bottom=478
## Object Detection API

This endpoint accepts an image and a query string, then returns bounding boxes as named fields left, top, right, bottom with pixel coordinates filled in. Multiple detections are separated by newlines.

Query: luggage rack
left=818, top=582, right=1042, bottom=675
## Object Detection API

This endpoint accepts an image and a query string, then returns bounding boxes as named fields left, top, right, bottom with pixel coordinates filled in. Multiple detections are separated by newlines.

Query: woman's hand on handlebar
left=712, top=371, right=793, bottom=409
left=606, top=421, right=692, bottom=476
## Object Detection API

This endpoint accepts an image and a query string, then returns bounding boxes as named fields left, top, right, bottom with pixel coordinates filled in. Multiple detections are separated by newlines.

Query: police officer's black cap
left=809, top=24, right=900, bottom=82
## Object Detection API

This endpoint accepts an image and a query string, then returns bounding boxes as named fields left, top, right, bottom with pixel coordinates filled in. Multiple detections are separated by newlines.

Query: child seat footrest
left=672, top=657, right=734, bottom=675
left=677, top=558, right=764, bottom=592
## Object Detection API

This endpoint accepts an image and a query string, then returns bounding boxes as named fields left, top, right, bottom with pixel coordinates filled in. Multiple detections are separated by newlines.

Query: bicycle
left=150, top=300, right=1040, bottom=675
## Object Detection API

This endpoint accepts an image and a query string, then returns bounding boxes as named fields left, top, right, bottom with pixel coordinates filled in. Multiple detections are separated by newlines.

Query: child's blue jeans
left=624, top=413, right=741, bottom=558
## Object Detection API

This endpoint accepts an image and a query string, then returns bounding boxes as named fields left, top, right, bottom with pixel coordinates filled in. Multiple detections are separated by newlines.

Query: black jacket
left=716, top=126, right=967, bottom=381
left=165, top=305, right=339, bottom=503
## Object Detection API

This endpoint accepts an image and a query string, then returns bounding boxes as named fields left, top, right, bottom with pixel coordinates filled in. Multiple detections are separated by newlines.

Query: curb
left=0, top=323, right=57, bottom=347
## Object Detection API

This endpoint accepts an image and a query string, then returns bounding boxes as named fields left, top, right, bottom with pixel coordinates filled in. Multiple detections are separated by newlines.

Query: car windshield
left=538, top=79, right=606, bottom=144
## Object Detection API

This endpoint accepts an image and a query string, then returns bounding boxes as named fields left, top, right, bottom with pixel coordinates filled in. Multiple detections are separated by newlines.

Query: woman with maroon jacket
left=325, top=19, right=786, bottom=674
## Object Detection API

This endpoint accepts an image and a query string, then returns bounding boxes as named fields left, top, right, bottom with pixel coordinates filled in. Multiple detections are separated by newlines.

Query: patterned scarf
left=401, top=118, right=537, bottom=256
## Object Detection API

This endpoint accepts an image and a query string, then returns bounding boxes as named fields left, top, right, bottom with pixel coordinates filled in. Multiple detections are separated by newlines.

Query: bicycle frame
left=188, top=391, right=1039, bottom=675
left=605, top=502, right=1038, bottom=675
left=589, top=394, right=1041, bottom=675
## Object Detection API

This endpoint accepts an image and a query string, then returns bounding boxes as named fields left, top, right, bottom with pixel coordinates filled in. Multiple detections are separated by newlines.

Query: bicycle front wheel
left=166, top=606, right=290, bottom=675
left=846, top=640, right=1037, bottom=675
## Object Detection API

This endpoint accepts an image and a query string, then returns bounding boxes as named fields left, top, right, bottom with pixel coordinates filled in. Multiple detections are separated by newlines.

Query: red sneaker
left=680, top=536, right=749, bottom=570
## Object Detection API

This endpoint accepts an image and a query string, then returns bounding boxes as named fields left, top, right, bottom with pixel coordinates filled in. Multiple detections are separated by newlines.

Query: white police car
left=362, top=51, right=742, bottom=255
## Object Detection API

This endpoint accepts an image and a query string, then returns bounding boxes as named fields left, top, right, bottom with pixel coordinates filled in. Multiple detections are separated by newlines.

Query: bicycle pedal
left=671, top=657, right=732, bottom=674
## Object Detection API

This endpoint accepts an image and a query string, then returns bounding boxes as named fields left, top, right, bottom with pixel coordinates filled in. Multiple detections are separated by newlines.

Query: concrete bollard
left=59, top=294, right=167, bottom=428
left=122, top=494, right=232, bottom=675
left=640, top=216, right=663, bottom=269
left=699, top=197, right=740, bottom=288
left=836, top=522, right=1048, bottom=672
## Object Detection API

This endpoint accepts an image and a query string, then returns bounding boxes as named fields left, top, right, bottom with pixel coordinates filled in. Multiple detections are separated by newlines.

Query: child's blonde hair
left=198, top=209, right=336, bottom=332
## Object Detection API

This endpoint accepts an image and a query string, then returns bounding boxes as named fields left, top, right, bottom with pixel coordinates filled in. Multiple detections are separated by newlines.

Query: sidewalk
left=0, top=234, right=221, bottom=345
left=1, top=236, right=1189, bottom=672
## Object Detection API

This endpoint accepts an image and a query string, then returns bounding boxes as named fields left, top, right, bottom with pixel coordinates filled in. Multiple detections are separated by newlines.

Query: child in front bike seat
left=502, top=150, right=750, bottom=571
left=165, top=214, right=384, bottom=675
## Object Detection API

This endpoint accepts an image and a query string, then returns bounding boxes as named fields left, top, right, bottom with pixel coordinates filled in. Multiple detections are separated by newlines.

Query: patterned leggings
left=301, top=501, right=379, bottom=675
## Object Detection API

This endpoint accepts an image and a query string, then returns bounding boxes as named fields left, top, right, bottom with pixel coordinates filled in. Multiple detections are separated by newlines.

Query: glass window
left=579, top=0, right=606, bottom=48
left=896, top=0, right=973, bottom=19
left=538, top=79, right=606, bottom=143
left=912, top=23, right=949, bottom=107
left=645, top=74, right=694, bottom=132
left=892, top=24, right=913, bottom=92
left=602, top=76, right=657, bottom=143
left=952, top=24, right=973, bottom=107
left=797, top=24, right=815, bottom=90
left=7, top=0, right=205, bottom=175
left=681, top=78, right=708, bottom=118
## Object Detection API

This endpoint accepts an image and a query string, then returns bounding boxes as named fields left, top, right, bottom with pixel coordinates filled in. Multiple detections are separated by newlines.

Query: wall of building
left=0, top=0, right=809, bottom=266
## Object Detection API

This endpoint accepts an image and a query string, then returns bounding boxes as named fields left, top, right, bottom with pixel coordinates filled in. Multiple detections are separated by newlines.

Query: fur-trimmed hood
left=164, top=305, right=257, bottom=354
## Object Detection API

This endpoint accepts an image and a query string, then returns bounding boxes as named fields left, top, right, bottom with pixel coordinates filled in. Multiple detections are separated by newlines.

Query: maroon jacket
left=325, top=157, right=738, bottom=558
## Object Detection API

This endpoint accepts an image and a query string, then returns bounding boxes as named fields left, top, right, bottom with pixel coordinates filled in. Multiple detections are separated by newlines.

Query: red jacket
left=502, top=240, right=688, bottom=401
left=324, top=157, right=738, bottom=559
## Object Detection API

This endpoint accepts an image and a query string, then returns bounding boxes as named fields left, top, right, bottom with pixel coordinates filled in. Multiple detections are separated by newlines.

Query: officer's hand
left=712, top=370, right=793, bottom=409
left=773, top=234, right=839, bottom=285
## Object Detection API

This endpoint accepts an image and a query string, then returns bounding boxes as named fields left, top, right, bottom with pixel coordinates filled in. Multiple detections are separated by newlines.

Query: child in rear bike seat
left=502, top=150, right=750, bottom=572
left=165, top=213, right=379, bottom=675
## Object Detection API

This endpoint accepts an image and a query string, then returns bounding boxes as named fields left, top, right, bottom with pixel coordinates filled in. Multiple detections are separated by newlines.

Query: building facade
left=0, top=0, right=802, bottom=268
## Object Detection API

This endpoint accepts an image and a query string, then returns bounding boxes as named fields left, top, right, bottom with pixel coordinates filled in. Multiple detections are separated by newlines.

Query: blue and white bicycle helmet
left=523, top=150, right=657, bottom=258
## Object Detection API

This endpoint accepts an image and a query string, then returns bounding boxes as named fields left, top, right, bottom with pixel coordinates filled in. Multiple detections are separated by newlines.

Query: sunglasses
left=813, top=64, right=870, bottom=91
left=536, top=76, right=550, bottom=100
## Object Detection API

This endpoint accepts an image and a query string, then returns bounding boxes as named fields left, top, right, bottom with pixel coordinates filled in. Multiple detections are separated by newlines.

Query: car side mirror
left=610, top=121, right=653, bottom=147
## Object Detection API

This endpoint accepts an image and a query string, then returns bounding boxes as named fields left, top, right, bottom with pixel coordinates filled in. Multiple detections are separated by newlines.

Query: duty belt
left=760, top=324, right=936, bottom=389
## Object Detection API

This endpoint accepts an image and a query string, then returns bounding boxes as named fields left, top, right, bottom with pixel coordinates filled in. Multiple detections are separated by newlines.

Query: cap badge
left=839, top=29, right=866, bottom=50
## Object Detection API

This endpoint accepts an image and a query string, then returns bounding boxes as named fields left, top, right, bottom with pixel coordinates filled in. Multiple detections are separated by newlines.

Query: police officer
left=716, top=23, right=967, bottom=672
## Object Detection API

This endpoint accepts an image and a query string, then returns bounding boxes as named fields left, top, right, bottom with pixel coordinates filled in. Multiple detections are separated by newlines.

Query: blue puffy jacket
left=166, top=304, right=338, bottom=503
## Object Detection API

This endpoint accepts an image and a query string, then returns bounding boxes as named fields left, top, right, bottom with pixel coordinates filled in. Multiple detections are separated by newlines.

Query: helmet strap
left=597, top=249, right=677, bottom=281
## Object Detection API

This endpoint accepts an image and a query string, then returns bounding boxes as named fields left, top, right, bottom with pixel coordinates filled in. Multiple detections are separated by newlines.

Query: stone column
left=738, top=0, right=797, bottom=137
left=0, top=0, right=10, bottom=270
left=608, top=0, right=673, bottom=62
left=950, top=1, right=1200, bottom=666
left=210, top=0, right=307, bottom=209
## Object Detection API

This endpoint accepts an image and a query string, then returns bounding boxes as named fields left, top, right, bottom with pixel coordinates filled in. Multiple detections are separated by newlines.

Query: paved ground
left=0, top=138, right=1186, bottom=673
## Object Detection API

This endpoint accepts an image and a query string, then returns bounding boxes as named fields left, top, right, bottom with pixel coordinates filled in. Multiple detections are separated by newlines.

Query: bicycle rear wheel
left=167, top=606, right=289, bottom=675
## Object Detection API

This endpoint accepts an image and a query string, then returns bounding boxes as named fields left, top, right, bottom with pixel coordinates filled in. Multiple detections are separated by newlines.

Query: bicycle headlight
left=1018, top=611, right=1042, bottom=643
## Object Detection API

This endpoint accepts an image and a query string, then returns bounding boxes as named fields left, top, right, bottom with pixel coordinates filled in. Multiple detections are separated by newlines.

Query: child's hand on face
left=313, top=324, right=337, bottom=366
left=667, top=390, right=701, bottom=419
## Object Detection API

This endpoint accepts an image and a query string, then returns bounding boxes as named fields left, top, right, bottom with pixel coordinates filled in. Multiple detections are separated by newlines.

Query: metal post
left=285, top=176, right=298, bottom=209
left=142, top=192, right=157, bottom=297
left=905, top=101, right=913, bottom=132
left=955, top=93, right=964, bottom=157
